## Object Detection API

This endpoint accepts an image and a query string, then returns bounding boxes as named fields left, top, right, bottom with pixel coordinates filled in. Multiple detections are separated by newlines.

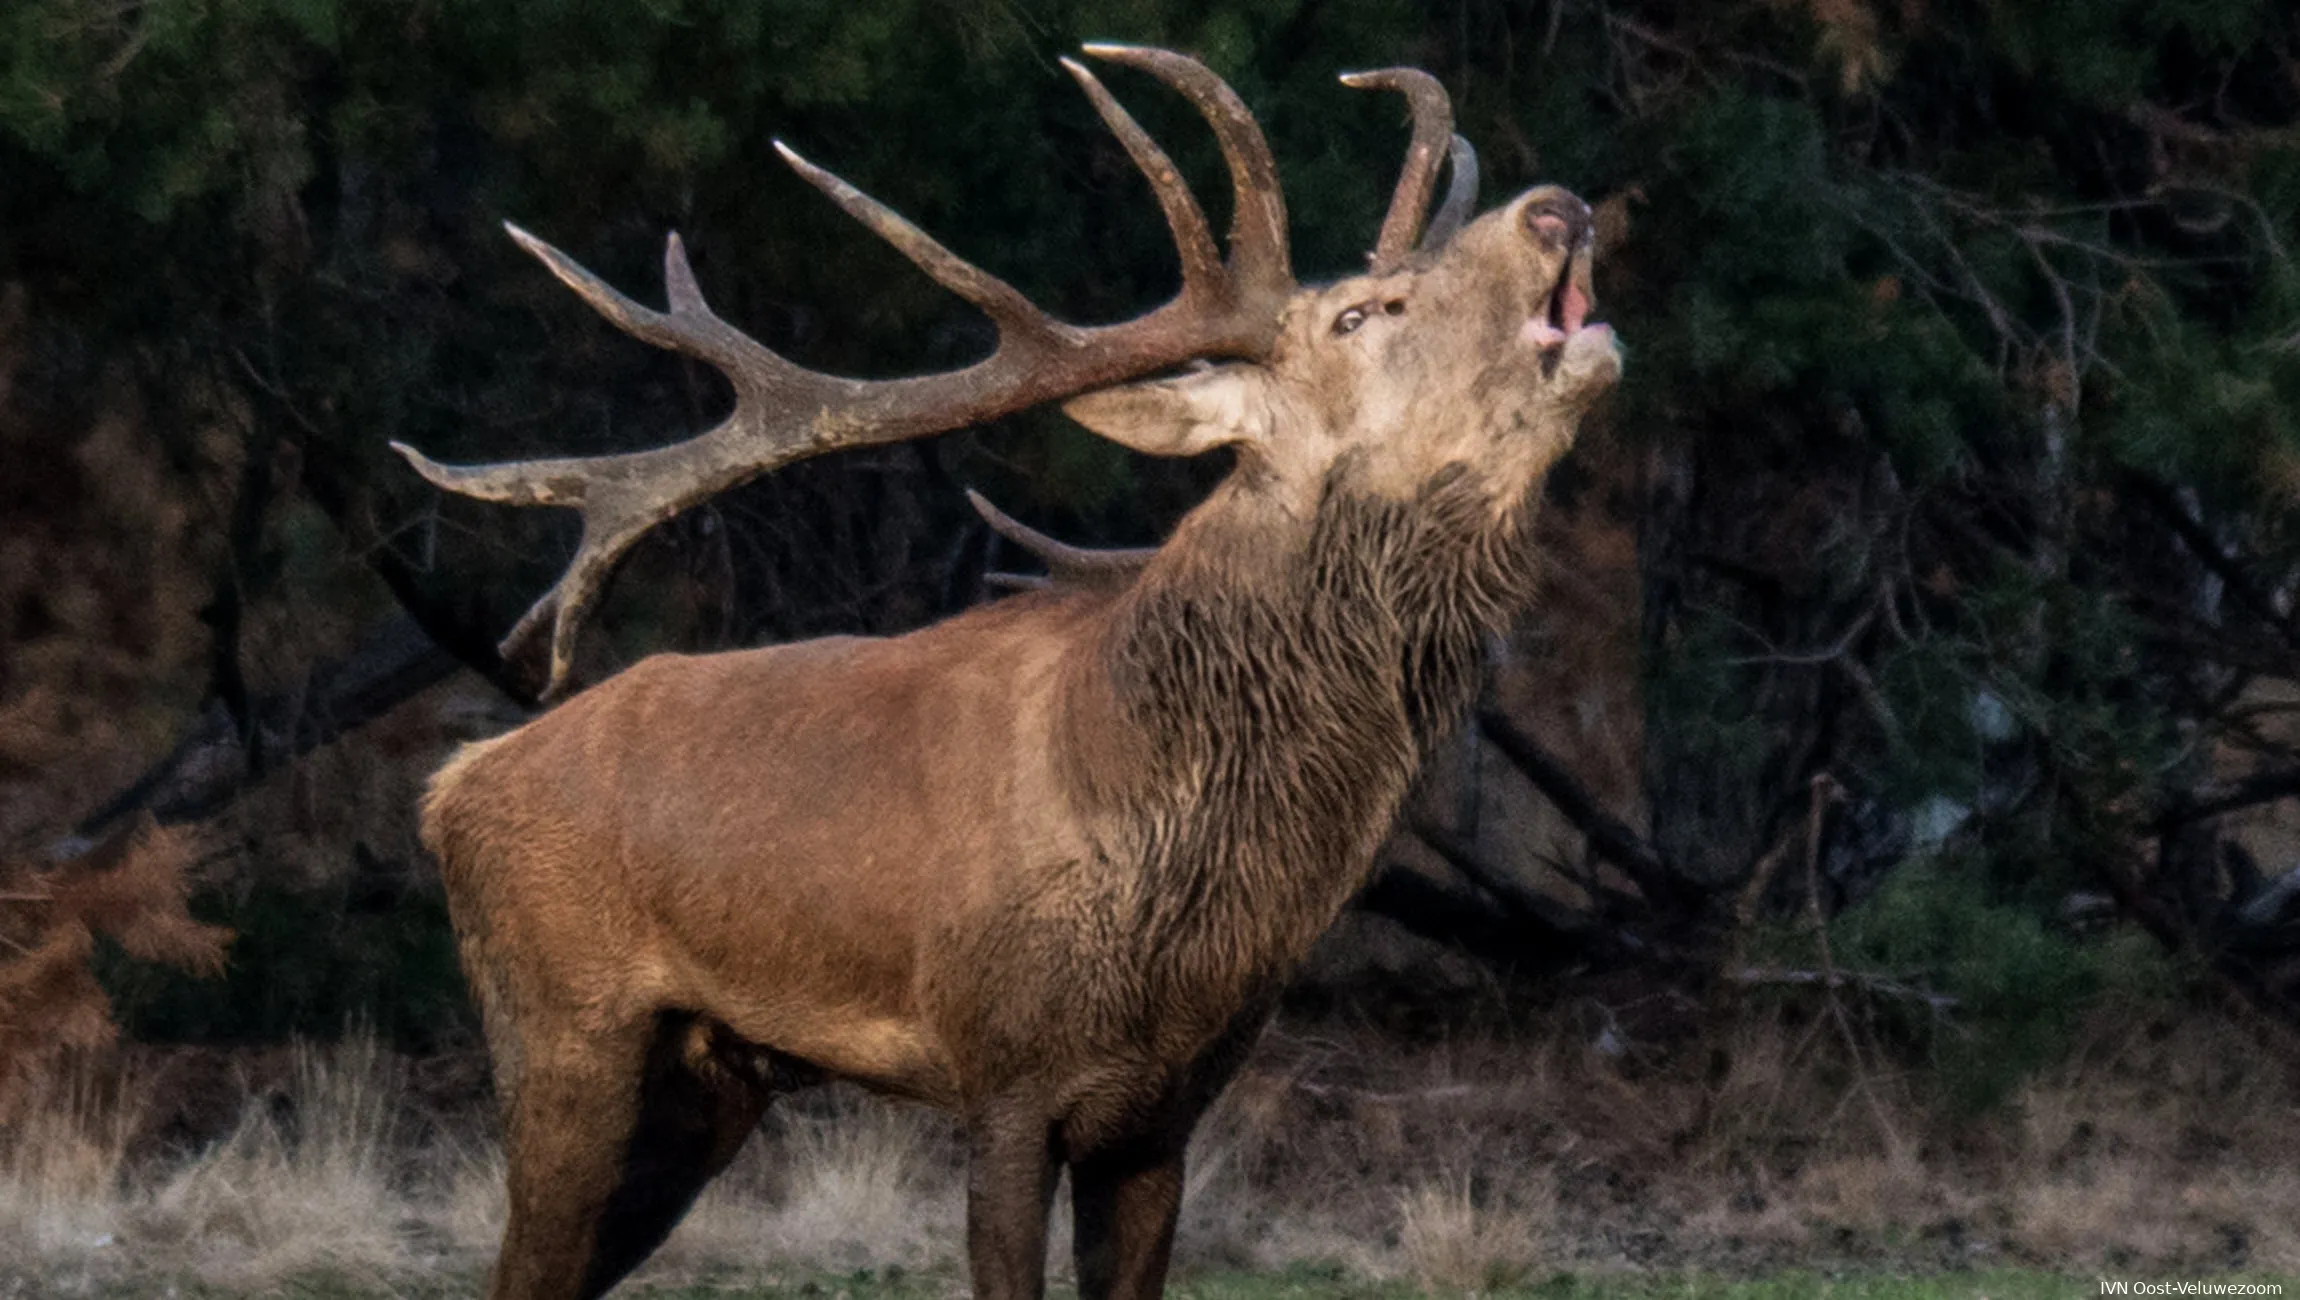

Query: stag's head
left=394, top=46, right=1620, bottom=698
left=1068, top=183, right=1617, bottom=520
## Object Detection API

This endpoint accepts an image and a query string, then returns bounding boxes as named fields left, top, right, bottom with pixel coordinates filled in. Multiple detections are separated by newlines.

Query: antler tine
left=511, top=225, right=809, bottom=398
left=400, top=46, right=1296, bottom=700
left=507, top=509, right=648, bottom=692
left=392, top=223, right=827, bottom=511
left=986, top=572, right=1052, bottom=592
left=773, top=142, right=1075, bottom=349
left=1340, top=67, right=1453, bottom=273
left=394, top=439, right=731, bottom=688
left=397, top=427, right=779, bottom=689
left=1420, top=134, right=1480, bottom=251
left=1059, top=57, right=1225, bottom=297
left=1082, top=44, right=1291, bottom=298
left=966, top=488, right=1156, bottom=583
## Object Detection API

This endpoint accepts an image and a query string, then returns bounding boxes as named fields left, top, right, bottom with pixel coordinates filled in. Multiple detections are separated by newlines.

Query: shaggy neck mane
left=1062, top=458, right=1544, bottom=1010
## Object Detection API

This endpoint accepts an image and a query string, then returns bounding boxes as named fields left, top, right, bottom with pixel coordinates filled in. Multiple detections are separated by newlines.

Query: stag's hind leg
left=577, top=1015, right=776, bottom=1297
left=487, top=1015, right=654, bottom=1300
left=486, top=1013, right=773, bottom=1300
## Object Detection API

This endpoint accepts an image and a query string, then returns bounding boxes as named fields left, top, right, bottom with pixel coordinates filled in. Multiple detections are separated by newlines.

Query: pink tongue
left=1560, top=282, right=1590, bottom=332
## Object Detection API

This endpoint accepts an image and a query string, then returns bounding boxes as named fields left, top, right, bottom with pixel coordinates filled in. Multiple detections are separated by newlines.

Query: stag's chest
left=1049, top=983, right=1280, bottom=1154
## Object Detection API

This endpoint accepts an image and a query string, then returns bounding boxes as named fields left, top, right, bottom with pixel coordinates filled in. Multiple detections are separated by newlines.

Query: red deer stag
left=399, top=44, right=1618, bottom=1300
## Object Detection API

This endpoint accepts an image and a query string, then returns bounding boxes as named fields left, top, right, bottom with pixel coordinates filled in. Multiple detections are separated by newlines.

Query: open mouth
left=1523, top=245, right=1597, bottom=376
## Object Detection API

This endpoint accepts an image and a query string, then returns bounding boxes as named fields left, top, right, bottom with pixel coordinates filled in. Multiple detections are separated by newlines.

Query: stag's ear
left=1062, top=365, right=1272, bottom=458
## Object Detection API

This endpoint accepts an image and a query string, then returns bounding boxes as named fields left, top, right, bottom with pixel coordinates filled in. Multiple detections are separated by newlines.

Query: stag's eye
left=1332, top=305, right=1369, bottom=335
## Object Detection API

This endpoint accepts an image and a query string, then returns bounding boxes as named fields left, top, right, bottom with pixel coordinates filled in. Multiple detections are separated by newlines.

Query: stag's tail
left=416, top=734, right=514, bottom=859
left=415, top=733, right=526, bottom=1100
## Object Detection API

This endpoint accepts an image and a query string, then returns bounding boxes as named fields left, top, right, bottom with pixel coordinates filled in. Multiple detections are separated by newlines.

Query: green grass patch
left=632, top=1269, right=2272, bottom=1300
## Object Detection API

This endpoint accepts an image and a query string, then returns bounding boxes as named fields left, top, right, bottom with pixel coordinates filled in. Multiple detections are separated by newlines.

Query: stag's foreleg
left=1067, top=1000, right=1274, bottom=1298
left=964, top=1099, right=1063, bottom=1300
left=1070, top=1144, right=1186, bottom=1300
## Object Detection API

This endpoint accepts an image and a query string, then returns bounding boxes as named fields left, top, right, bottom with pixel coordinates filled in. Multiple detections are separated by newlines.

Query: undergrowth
left=2, top=1000, right=2294, bottom=1297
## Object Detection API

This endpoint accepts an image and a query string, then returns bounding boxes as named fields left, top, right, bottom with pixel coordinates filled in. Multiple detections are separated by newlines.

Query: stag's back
left=417, top=587, right=1116, bottom=1098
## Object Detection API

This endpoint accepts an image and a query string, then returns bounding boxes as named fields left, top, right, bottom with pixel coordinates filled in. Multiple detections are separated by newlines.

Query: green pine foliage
left=1827, top=854, right=2180, bottom=1111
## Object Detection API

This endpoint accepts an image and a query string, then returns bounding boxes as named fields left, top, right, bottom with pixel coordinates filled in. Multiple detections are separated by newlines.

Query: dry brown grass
left=137, top=1036, right=415, bottom=1284
left=0, top=1057, right=141, bottom=1269
left=1, top=1036, right=421, bottom=1291
left=1999, top=1012, right=2300, bottom=1274
left=652, top=1086, right=965, bottom=1278
left=1394, top=1167, right=1556, bottom=1291
left=0, top=1000, right=2295, bottom=1292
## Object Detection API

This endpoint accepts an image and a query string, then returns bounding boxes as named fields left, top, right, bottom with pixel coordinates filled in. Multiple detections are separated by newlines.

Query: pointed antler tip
left=1080, top=42, right=1163, bottom=67
left=1340, top=68, right=1422, bottom=90
left=390, top=440, right=458, bottom=489
left=662, top=232, right=707, bottom=310
left=773, top=139, right=828, bottom=182
left=503, top=222, right=564, bottom=268
left=1058, top=55, right=1115, bottom=97
left=774, top=140, right=842, bottom=190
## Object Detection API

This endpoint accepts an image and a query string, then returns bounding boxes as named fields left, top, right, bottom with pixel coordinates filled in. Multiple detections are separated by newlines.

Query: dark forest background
left=6, top=0, right=2300, bottom=1122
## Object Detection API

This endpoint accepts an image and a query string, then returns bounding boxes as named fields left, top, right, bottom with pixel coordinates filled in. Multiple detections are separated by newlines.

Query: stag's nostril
left=1522, top=192, right=1592, bottom=249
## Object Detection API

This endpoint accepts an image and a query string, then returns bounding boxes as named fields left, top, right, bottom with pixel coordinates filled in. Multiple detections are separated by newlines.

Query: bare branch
left=1474, top=706, right=1692, bottom=912
left=1730, top=965, right=1958, bottom=1012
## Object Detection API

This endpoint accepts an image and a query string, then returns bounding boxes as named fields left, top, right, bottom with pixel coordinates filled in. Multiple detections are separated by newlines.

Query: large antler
left=394, top=44, right=1294, bottom=698
left=1340, top=67, right=1480, bottom=269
